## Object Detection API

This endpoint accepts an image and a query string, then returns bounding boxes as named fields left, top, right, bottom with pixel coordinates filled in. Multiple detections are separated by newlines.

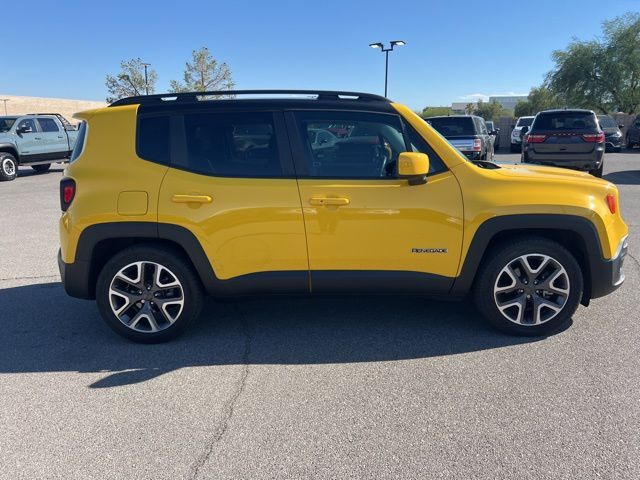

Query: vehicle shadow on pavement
left=0, top=282, right=554, bottom=388
left=16, top=165, right=65, bottom=179
left=603, top=170, right=640, bottom=185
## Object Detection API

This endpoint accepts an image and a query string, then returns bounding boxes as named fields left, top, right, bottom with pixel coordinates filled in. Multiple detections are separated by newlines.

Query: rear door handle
left=309, top=197, right=350, bottom=206
left=171, top=194, right=213, bottom=204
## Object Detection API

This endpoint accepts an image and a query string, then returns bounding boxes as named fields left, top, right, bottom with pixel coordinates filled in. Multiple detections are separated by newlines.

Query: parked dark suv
left=625, top=115, right=640, bottom=149
left=522, top=109, right=605, bottom=177
left=598, top=115, right=623, bottom=152
left=425, top=115, right=494, bottom=161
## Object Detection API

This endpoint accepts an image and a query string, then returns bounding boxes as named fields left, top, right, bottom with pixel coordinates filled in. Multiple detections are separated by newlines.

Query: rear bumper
left=58, top=249, right=94, bottom=299
left=590, top=235, right=628, bottom=299
left=461, top=151, right=483, bottom=160
left=525, top=146, right=604, bottom=170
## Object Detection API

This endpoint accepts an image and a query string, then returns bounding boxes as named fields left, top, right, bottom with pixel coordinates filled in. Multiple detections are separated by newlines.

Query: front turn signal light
left=606, top=194, right=617, bottom=214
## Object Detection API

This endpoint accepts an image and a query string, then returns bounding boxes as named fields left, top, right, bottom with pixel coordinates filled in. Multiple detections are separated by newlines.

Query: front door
left=14, top=118, right=41, bottom=162
left=287, top=110, right=464, bottom=293
left=157, top=109, right=309, bottom=292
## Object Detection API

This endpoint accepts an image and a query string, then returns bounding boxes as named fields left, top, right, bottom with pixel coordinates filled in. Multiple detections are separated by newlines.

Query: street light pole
left=141, top=62, right=151, bottom=96
left=0, top=99, right=9, bottom=115
left=369, top=41, right=406, bottom=97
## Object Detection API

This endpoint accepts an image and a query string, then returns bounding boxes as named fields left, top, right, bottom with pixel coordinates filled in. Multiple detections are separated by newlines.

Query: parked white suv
left=510, top=116, right=535, bottom=152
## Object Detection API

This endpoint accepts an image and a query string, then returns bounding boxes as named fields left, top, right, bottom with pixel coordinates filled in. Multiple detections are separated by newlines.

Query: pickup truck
left=0, top=114, right=79, bottom=181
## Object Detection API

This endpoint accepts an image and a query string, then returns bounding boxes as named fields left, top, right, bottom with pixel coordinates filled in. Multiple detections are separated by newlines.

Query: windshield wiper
left=471, top=160, right=501, bottom=169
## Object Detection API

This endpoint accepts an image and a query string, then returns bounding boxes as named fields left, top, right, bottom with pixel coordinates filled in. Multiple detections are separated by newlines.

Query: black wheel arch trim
left=450, top=213, right=620, bottom=301
left=60, top=215, right=622, bottom=302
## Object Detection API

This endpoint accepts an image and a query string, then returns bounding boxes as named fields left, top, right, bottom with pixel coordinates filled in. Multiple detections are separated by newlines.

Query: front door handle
left=171, top=194, right=213, bottom=204
left=309, top=197, right=350, bottom=206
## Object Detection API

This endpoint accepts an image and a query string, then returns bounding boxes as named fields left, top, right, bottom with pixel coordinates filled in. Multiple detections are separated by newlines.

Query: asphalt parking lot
left=1, top=152, right=639, bottom=480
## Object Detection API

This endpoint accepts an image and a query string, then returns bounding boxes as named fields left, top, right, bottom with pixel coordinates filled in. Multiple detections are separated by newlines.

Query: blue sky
left=1, top=0, right=638, bottom=109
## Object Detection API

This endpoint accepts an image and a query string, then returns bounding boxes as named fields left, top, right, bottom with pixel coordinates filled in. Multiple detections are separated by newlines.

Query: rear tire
left=31, top=164, right=51, bottom=173
left=473, top=237, right=583, bottom=336
left=589, top=162, right=603, bottom=177
left=0, top=153, right=18, bottom=181
left=96, top=245, right=204, bottom=343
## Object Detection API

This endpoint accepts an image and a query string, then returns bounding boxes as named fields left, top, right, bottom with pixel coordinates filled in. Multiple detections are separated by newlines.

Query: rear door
left=288, top=109, right=464, bottom=293
left=36, top=117, right=68, bottom=158
left=156, top=108, right=309, bottom=291
left=530, top=112, right=599, bottom=155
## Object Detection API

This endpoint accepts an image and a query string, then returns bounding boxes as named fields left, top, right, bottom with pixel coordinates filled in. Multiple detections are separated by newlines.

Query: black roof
left=424, top=115, right=480, bottom=120
left=537, top=109, right=595, bottom=114
left=110, top=90, right=390, bottom=108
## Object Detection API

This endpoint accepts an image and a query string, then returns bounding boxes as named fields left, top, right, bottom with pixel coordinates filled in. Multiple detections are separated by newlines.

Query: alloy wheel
left=493, top=253, right=570, bottom=326
left=2, top=157, right=16, bottom=176
left=108, top=261, right=184, bottom=333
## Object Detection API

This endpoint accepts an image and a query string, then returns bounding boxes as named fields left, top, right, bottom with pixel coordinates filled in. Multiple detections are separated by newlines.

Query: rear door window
left=426, top=117, right=475, bottom=136
left=37, top=118, right=60, bottom=132
left=179, top=111, right=282, bottom=177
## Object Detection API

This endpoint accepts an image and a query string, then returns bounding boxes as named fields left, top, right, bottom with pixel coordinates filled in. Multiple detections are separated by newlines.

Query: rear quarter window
left=70, top=122, right=87, bottom=163
left=137, top=116, right=171, bottom=165
left=533, top=112, right=598, bottom=131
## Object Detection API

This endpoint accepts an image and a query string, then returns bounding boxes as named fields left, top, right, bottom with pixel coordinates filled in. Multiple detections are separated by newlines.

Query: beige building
left=0, top=94, right=107, bottom=124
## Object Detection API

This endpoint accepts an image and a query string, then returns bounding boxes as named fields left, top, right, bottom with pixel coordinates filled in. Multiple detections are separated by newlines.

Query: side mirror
left=520, top=126, right=529, bottom=135
left=490, top=130, right=499, bottom=136
left=398, top=152, right=429, bottom=185
left=16, top=126, right=29, bottom=135
left=619, top=124, right=625, bottom=129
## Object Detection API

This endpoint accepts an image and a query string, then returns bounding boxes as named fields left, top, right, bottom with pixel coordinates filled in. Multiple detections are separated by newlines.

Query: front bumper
left=590, top=235, right=628, bottom=299
left=58, top=249, right=94, bottom=299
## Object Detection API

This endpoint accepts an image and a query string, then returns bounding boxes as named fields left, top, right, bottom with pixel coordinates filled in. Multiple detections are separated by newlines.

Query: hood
left=602, top=127, right=621, bottom=135
left=496, top=163, right=610, bottom=186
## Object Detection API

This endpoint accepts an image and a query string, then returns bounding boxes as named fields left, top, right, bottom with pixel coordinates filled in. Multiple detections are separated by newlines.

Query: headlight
left=511, top=129, right=520, bottom=138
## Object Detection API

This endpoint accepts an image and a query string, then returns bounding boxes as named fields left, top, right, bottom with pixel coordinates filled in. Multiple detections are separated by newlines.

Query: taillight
left=527, top=134, right=547, bottom=143
left=472, top=139, right=482, bottom=151
left=606, top=194, right=617, bottom=214
left=60, top=178, right=76, bottom=211
left=583, top=132, right=605, bottom=143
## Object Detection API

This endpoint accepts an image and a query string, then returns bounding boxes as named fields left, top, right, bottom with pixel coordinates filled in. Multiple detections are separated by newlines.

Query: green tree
left=474, top=100, right=503, bottom=121
left=105, top=58, right=157, bottom=103
left=465, top=102, right=477, bottom=115
left=170, top=47, right=235, bottom=94
left=514, top=86, right=563, bottom=117
left=420, top=106, right=451, bottom=117
left=547, top=12, right=640, bottom=113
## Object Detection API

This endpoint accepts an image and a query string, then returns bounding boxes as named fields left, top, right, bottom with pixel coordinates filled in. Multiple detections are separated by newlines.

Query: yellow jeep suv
left=58, top=90, right=629, bottom=342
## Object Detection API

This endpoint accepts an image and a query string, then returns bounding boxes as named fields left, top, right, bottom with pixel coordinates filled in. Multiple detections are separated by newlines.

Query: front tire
left=473, top=237, right=583, bottom=336
left=31, top=163, right=51, bottom=173
left=96, top=245, right=204, bottom=343
left=0, top=153, right=18, bottom=181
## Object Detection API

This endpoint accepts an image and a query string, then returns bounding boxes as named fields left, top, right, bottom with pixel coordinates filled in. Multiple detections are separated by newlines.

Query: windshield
left=426, top=117, right=475, bottom=136
left=0, top=117, right=17, bottom=132
left=516, top=117, right=534, bottom=127
left=598, top=115, right=618, bottom=128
